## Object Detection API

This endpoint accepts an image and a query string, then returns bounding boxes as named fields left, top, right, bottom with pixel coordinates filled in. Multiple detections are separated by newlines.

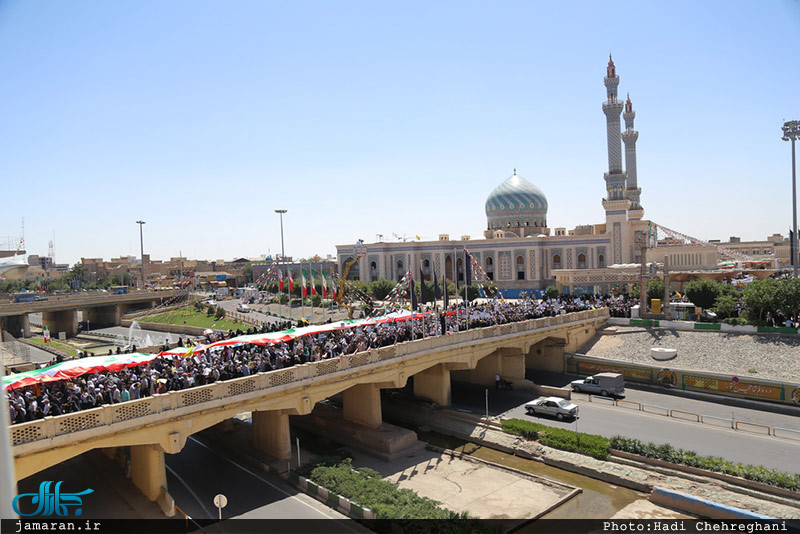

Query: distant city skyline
left=1, top=1, right=798, bottom=266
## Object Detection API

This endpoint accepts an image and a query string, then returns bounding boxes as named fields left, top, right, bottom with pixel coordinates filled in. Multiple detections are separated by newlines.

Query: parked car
left=524, top=396, right=579, bottom=420
left=570, top=372, right=625, bottom=397
left=236, top=304, right=251, bottom=313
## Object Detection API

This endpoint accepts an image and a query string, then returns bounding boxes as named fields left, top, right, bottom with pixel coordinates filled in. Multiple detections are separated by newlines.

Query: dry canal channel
left=415, top=430, right=649, bottom=519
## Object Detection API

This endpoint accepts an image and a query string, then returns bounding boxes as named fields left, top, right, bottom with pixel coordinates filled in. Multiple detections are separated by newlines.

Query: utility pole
left=136, top=221, right=146, bottom=290
left=782, top=121, right=799, bottom=277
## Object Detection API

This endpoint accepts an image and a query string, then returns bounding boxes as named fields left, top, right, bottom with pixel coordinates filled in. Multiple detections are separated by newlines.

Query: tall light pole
left=136, top=220, right=146, bottom=289
left=274, top=209, right=287, bottom=261
left=783, top=120, right=800, bottom=278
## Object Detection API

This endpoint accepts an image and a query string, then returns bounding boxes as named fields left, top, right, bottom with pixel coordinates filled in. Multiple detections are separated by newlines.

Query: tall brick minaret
left=622, top=93, right=643, bottom=220
left=601, top=55, right=632, bottom=264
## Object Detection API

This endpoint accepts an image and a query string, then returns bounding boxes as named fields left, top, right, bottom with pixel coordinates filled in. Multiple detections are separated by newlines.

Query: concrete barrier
left=650, top=486, right=775, bottom=519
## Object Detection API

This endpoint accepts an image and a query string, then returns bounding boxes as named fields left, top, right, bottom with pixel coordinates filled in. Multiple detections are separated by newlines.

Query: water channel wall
left=650, top=487, right=775, bottom=520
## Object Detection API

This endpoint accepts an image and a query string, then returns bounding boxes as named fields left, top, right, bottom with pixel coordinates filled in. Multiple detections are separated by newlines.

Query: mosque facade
left=336, top=58, right=716, bottom=296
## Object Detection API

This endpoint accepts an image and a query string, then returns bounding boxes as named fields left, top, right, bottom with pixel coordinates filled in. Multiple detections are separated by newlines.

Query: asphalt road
left=449, top=379, right=800, bottom=474
left=165, top=435, right=365, bottom=525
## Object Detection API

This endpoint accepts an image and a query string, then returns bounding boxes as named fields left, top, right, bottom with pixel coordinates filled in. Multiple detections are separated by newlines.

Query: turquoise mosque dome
left=485, top=171, right=548, bottom=232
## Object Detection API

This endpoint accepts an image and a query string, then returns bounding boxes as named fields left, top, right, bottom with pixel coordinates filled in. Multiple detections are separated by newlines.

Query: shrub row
left=297, top=457, right=470, bottom=520
left=610, top=436, right=800, bottom=492
left=501, top=419, right=610, bottom=460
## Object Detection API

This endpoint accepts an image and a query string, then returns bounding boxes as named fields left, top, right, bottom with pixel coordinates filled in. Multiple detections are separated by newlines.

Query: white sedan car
left=525, top=396, right=579, bottom=420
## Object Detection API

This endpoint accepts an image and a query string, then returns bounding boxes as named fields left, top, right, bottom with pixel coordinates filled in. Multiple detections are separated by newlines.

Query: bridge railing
left=0, top=290, right=185, bottom=315
left=9, top=307, right=608, bottom=447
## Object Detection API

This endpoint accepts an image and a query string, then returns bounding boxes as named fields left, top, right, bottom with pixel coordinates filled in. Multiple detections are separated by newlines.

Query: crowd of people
left=6, top=295, right=632, bottom=425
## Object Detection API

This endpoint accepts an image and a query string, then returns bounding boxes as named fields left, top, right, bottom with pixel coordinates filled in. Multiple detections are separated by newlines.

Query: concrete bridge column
left=2, top=314, right=30, bottom=338
left=342, top=383, right=382, bottom=429
left=130, top=444, right=174, bottom=516
left=42, top=310, right=78, bottom=338
left=83, top=305, right=121, bottom=329
left=413, top=364, right=451, bottom=406
left=252, top=410, right=291, bottom=461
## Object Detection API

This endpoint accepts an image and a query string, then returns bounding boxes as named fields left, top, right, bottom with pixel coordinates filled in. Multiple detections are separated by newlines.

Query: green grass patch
left=136, top=306, right=251, bottom=331
left=27, top=338, right=80, bottom=359
left=694, top=322, right=721, bottom=330
left=501, top=418, right=610, bottom=460
left=610, top=436, right=800, bottom=492
left=297, top=457, right=479, bottom=524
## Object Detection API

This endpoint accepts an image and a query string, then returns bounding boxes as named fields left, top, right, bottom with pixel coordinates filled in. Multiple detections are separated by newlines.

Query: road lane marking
left=187, top=436, right=359, bottom=525
left=166, top=463, right=214, bottom=518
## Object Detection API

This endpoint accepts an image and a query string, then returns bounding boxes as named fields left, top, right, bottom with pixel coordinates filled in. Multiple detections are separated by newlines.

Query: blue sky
left=1, top=0, right=798, bottom=266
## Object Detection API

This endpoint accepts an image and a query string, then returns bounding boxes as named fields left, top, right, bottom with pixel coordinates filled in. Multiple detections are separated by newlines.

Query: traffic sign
left=731, top=376, right=739, bottom=383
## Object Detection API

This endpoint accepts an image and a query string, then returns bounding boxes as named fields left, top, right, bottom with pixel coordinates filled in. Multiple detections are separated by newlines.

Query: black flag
left=464, top=249, right=473, bottom=286
left=420, top=267, right=427, bottom=304
left=410, top=273, right=418, bottom=311
left=434, top=270, right=441, bottom=301
left=443, top=277, right=449, bottom=309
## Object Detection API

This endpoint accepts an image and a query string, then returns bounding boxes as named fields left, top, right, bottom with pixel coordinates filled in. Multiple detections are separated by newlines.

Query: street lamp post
left=136, top=220, right=146, bottom=290
left=274, top=209, right=287, bottom=261
left=783, top=121, right=800, bottom=278
left=275, top=209, right=288, bottom=317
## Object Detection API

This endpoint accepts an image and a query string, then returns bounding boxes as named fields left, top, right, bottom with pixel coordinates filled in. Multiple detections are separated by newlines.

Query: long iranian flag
left=288, top=269, right=294, bottom=292
left=310, top=269, right=317, bottom=295
left=278, top=269, right=284, bottom=291
left=301, top=269, right=308, bottom=297
left=322, top=272, right=328, bottom=297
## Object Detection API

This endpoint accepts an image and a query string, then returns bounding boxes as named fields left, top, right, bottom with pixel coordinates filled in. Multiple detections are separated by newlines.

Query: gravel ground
left=580, top=327, right=800, bottom=383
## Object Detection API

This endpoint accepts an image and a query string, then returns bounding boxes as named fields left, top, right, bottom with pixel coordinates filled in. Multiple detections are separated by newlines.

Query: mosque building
left=335, top=58, right=745, bottom=296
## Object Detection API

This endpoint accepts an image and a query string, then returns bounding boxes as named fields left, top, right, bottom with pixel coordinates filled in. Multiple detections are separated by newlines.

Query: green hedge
left=298, top=457, right=468, bottom=520
left=610, top=436, right=800, bottom=491
left=501, top=419, right=610, bottom=460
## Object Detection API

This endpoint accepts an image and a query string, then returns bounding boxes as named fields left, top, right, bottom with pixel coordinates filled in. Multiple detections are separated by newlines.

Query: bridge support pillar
left=83, top=305, right=121, bottom=329
left=413, top=364, right=451, bottom=406
left=130, top=444, right=174, bottom=516
left=252, top=410, right=291, bottom=461
left=42, top=310, right=78, bottom=338
left=342, top=383, right=382, bottom=429
left=2, top=314, right=30, bottom=339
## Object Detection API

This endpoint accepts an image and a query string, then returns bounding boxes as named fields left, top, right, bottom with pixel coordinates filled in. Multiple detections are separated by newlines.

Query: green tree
left=712, top=293, right=737, bottom=319
left=646, top=278, right=665, bottom=307
left=242, top=262, right=253, bottom=283
left=459, top=284, right=480, bottom=302
left=545, top=286, right=559, bottom=299
left=742, top=278, right=780, bottom=323
left=776, top=277, right=800, bottom=321
left=368, top=279, right=396, bottom=301
left=215, top=305, right=225, bottom=319
left=684, top=278, right=721, bottom=309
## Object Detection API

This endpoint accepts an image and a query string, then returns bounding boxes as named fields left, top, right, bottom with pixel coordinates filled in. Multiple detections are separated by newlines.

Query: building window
left=456, top=258, right=463, bottom=282
left=578, top=253, right=586, bottom=269
left=370, top=261, right=378, bottom=282
left=598, top=254, right=605, bottom=268
left=516, top=255, right=525, bottom=280
left=485, top=256, right=494, bottom=280
left=422, top=258, right=430, bottom=279
left=552, top=254, right=562, bottom=270
left=396, top=260, right=404, bottom=281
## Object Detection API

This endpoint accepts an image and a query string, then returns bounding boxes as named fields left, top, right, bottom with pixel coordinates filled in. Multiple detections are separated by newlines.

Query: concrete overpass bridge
left=0, top=290, right=185, bottom=340
left=9, top=307, right=608, bottom=515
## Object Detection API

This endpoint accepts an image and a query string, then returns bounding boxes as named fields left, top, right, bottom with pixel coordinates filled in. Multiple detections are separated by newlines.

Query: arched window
left=598, top=254, right=605, bottom=268
left=422, top=258, right=430, bottom=280
left=578, top=254, right=586, bottom=269
left=370, top=261, right=378, bottom=282
left=485, top=256, right=494, bottom=280
left=516, top=255, right=525, bottom=280
left=552, top=254, right=562, bottom=270
left=456, top=258, right=464, bottom=282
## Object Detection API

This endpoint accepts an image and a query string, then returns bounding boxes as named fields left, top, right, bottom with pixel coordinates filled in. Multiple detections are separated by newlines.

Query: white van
left=570, top=372, right=625, bottom=397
